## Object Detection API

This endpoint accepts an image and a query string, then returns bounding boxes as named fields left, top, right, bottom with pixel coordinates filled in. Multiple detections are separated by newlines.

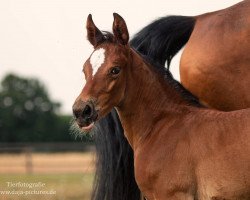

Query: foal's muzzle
left=72, top=100, right=98, bottom=131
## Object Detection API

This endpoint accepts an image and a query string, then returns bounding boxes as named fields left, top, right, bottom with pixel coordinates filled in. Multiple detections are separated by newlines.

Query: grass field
left=0, top=152, right=95, bottom=200
left=0, top=173, right=94, bottom=200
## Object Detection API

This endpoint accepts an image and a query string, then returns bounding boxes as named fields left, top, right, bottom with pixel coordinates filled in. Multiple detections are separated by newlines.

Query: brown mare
left=73, top=14, right=250, bottom=200
left=131, top=0, right=250, bottom=111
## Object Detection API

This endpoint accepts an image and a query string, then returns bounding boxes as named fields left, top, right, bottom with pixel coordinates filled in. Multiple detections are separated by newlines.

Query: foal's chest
left=134, top=144, right=196, bottom=200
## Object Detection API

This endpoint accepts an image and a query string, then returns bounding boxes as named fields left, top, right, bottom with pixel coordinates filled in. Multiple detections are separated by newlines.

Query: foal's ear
left=86, top=14, right=104, bottom=47
left=112, top=13, right=129, bottom=45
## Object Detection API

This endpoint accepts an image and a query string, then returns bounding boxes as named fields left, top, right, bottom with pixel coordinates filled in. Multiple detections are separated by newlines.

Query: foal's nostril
left=73, top=101, right=96, bottom=125
left=82, top=104, right=92, bottom=117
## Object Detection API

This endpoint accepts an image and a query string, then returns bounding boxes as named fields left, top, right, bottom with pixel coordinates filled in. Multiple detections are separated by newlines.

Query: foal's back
left=191, top=109, right=250, bottom=199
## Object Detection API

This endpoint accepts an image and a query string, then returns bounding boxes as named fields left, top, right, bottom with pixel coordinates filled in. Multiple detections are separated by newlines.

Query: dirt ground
left=0, top=152, right=96, bottom=200
left=0, top=152, right=95, bottom=174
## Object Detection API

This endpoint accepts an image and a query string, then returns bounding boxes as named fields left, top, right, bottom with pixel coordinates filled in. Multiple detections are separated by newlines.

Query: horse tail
left=91, top=109, right=141, bottom=200
left=130, top=15, right=196, bottom=68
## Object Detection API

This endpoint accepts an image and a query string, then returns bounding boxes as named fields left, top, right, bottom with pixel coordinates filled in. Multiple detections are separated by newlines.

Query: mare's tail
left=91, top=15, right=196, bottom=200
left=130, top=15, right=196, bottom=68
left=91, top=109, right=141, bottom=200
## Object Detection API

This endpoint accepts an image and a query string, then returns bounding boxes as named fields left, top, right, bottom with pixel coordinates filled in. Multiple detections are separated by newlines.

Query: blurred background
left=0, top=0, right=240, bottom=199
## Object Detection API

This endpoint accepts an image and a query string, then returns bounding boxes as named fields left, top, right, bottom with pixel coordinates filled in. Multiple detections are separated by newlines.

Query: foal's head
left=73, top=13, right=131, bottom=131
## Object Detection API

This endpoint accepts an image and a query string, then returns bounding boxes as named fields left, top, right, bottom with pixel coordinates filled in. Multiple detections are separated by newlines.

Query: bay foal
left=73, top=14, right=250, bottom=200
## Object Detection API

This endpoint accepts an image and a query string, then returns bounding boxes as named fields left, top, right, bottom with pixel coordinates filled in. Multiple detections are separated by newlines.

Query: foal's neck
left=116, top=50, right=193, bottom=149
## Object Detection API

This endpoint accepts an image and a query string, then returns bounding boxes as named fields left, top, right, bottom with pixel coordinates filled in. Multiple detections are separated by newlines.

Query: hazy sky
left=0, top=0, right=240, bottom=114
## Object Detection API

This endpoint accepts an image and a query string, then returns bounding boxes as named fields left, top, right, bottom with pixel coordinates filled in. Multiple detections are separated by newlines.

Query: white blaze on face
left=90, top=48, right=106, bottom=77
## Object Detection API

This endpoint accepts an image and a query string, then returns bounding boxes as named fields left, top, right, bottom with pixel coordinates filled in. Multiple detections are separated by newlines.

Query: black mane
left=137, top=52, right=202, bottom=107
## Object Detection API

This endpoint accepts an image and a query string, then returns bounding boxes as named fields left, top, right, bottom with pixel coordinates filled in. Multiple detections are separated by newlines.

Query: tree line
left=0, top=73, right=90, bottom=142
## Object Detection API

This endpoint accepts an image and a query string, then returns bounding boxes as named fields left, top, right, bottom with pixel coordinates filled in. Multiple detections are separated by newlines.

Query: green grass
left=0, top=173, right=94, bottom=200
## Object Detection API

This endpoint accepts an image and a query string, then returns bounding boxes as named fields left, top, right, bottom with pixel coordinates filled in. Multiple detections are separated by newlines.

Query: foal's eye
left=109, top=66, right=121, bottom=75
